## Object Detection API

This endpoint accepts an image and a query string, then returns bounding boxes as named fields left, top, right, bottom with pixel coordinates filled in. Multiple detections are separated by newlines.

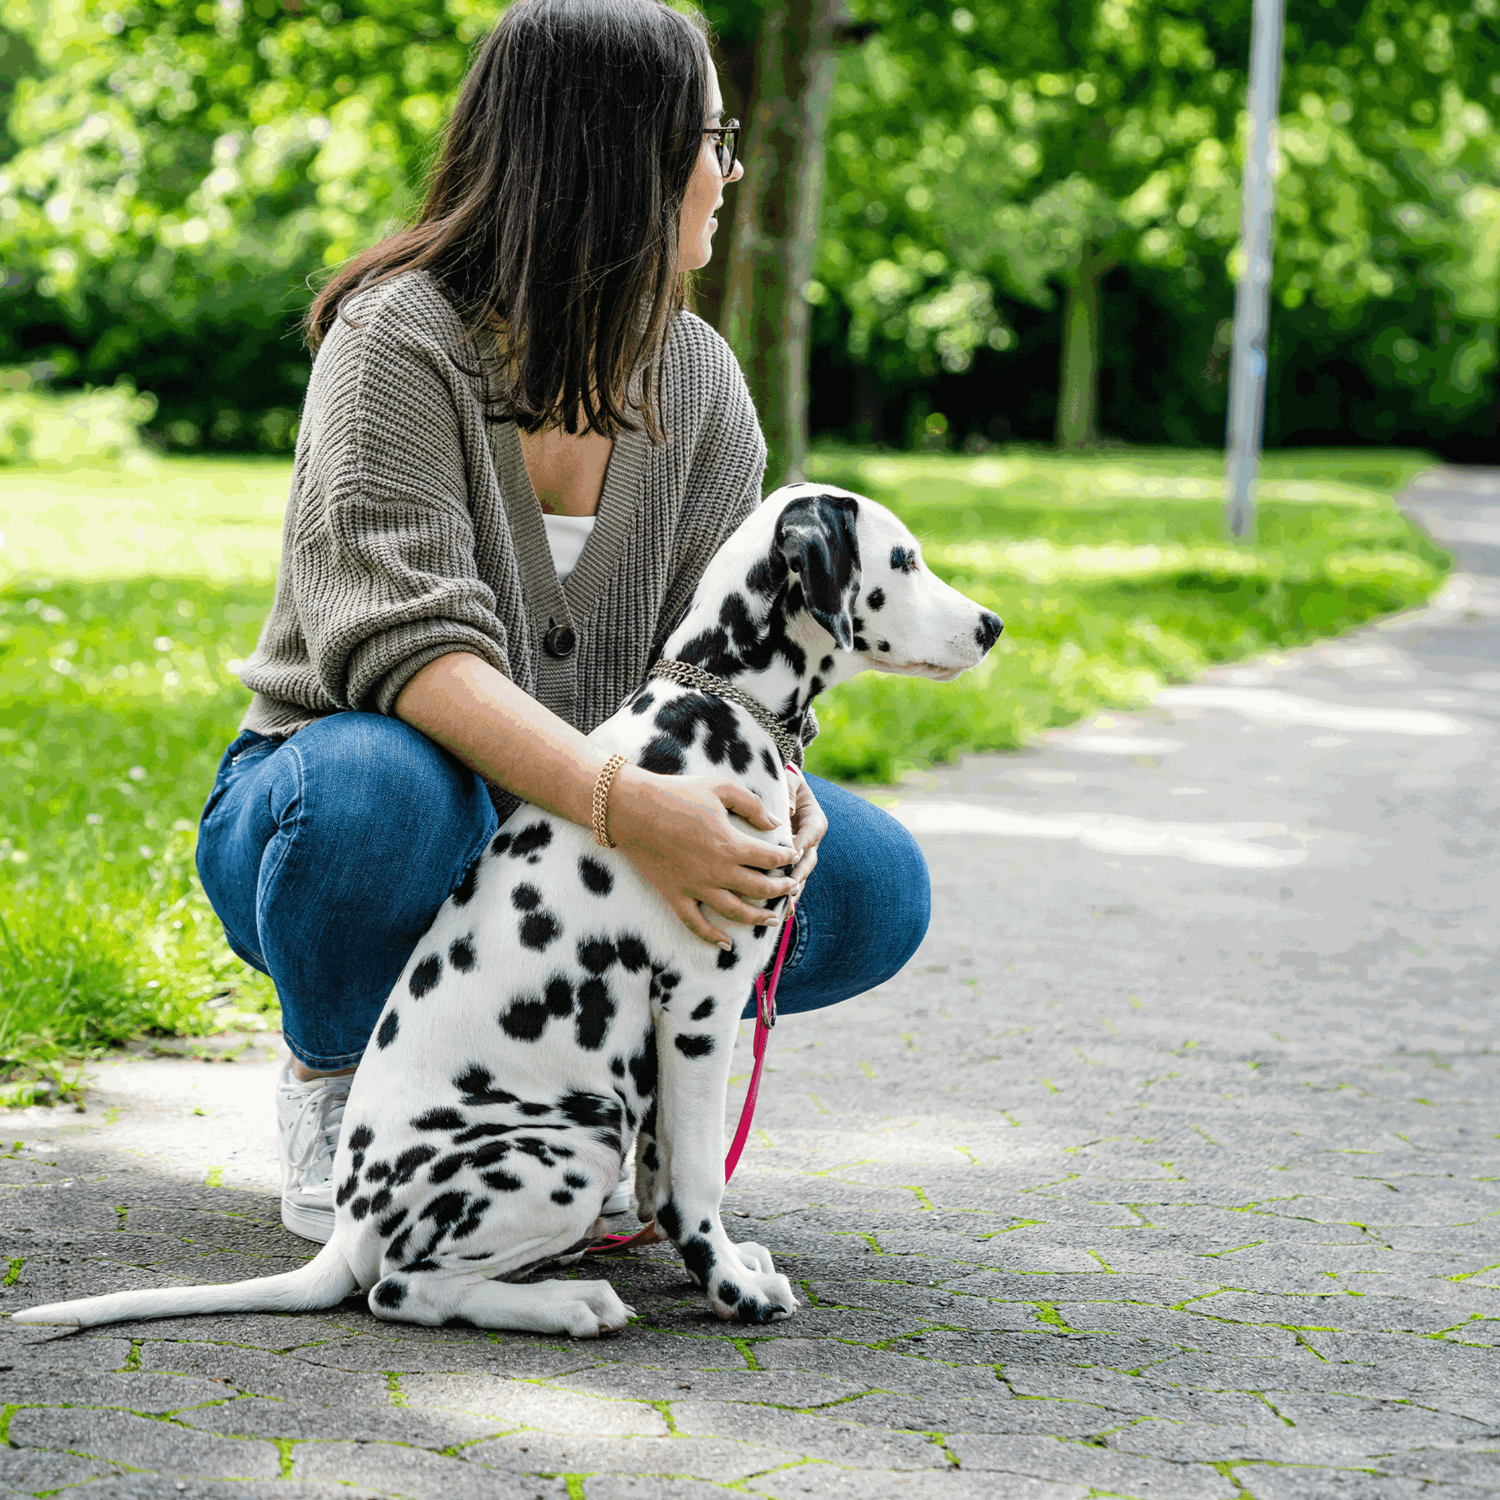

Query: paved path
left=3, top=470, right=1499, bottom=1500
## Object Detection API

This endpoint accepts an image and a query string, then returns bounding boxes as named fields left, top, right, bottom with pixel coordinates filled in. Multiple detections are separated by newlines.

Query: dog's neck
left=659, top=547, right=857, bottom=729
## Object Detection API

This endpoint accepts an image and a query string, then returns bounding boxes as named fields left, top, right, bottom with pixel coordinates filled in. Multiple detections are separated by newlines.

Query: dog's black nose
left=975, top=612, right=1003, bottom=652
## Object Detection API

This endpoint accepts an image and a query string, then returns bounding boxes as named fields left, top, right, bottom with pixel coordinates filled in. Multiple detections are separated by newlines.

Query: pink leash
left=588, top=833, right=799, bottom=1255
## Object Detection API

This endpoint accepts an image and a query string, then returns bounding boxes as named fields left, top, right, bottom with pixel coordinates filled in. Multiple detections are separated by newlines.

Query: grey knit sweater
left=239, top=270, right=779, bottom=813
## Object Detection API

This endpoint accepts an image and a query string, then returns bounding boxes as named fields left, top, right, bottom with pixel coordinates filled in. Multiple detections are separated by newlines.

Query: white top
left=541, top=512, right=596, bottom=582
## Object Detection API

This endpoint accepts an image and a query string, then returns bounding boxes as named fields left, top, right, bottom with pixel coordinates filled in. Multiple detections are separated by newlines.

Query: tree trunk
left=719, top=0, right=846, bottom=487
left=1054, top=250, right=1111, bottom=450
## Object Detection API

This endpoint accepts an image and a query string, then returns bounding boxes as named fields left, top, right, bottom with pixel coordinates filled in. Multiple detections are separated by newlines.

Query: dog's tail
left=10, top=1239, right=357, bottom=1330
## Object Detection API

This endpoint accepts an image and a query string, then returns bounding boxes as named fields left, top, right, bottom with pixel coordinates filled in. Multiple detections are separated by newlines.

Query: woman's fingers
left=717, top=781, right=777, bottom=830
left=675, top=897, right=731, bottom=949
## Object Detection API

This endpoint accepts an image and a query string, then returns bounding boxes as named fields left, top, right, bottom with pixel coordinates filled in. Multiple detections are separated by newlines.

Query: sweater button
left=544, top=624, right=576, bottom=658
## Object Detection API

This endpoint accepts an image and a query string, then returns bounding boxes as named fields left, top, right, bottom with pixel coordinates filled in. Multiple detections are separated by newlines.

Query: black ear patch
left=774, top=493, right=860, bottom=651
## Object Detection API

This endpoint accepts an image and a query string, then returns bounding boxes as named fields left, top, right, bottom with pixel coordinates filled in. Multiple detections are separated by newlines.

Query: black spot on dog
left=451, top=857, right=481, bottom=907
left=610, top=1056, right=625, bottom=1077
left=808, top=675, right=824, bottom=696
left=680, top=1234, right=715, bottom=1288
left=760, top=747, right=779, bottom=779
left=452, top=1198, right=489, bottom=1240
left=449, top=935, right=476, bottom=972
left=877, top=639, right=890, bottom=652
left=387, top=1227, right=412, bottom=1264
left=616, top=935, right=650, bottom=971
left=699, top=1218, right=712, bottom=1234
left=657, top=1200, right=682, bottom=1240
left=674, top=1033, right=715, bottom=1058
left=575, top=976, right=615, bottom=1050
left=370, top=1188, right=392, bottom=1215
left=630, top=691, right=655, bottom=714
left=412, top=1108, right=465, bottom=1132
left=335, top=1171, right=359, bottom=1207
left=429, top=1153, right=467, bottom=1184
left=628, top=1029, right=658, bottom=1098
left=891, top=545, right=916, bottom=573
left=752, top=924, right=768, bottom=940
left=453, top=1065, right=518, bottom=1107
left=483, top=1169, right=523, bottom=1191
left=350, top=1196, right=371, bottom=1220
left=376, top=1208, right=407, bottom=1238
left=490, top=831, right=512, bottom=857
left=865, top=587, right=885, bottom=611
left=717, top=946, right=739, bottom=970
left=391, top=1144, right=440, bottom=1183
left=545, top=976, right=574, bottom=1016
left=745, top=553, right=783, bottom=597
left=420, top=1191, right=469, bottom=1234
left=643, top=1140, right=660, bottom=1170
left=579, top=857, right=613, bottom=895
left=365, top=1161, right=390, bottom=1182
left=520, top=911, right=561, bottom=950
left=655, top=693, right=754, bottom=774
left=348, top=1125, right=374, bottom=1152
left=551, top=1189, right=575, bottom=1205
left=501, top=995, right=551, bottom=1041
left=409, top=954, right=442, bottom=998
left=519, top=1100, right=552, bottom=1116
left=717, top=1280, right=742, bottom=1306
left=375, top=1010, right=399, bottom=1049
left=565, top=1171, right=588, bottom=1189
left=691, top=997, right=715, bottom=1021
left=577, top=937, right=616, bottom=974
left=511, top=883, right=542, bottom=911
left=852, top=635, right=868, bottom=652
left=372, top=1278, right=406, bottom=1309
left=639, top=735, right=685, bottom=775
left=510, top=822, right=553, bottom=859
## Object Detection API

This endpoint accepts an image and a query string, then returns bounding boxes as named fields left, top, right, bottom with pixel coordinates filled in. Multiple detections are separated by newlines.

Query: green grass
left=0, top=447, right=1450, bottom=1089
left=800, top=446, right=1449, bottom=781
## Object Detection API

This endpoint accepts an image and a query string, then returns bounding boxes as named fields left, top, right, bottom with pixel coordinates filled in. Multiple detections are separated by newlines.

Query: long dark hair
left=306, top=0, right=711, bottom=441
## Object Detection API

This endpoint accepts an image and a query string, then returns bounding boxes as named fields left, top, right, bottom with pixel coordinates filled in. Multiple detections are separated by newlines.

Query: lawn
left=0, top=447, right=1450, bottom=1095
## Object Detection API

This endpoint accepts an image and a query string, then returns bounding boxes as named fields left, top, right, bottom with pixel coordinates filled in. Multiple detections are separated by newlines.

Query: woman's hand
left=787, top=773, right=828, bottom=898
left=608, top=767, right=798, bottom=948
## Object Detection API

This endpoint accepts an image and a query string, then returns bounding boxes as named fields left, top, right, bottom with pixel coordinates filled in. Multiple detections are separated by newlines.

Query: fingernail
left=718, top=939, right=733, bottom=952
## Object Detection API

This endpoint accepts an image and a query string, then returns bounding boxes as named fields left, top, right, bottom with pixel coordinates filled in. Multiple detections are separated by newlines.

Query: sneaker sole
left=281, top=1198, right=335, bottom=1245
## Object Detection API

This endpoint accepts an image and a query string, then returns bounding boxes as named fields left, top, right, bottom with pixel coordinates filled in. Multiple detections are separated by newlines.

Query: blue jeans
left=196, top=712, right=931, bottom=1069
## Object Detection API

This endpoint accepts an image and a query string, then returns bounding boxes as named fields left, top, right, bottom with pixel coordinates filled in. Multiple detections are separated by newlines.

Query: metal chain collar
left=647, top=659, right=803, bottom=769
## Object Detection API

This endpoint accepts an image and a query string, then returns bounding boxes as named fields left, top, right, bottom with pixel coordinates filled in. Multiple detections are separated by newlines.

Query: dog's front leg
left=647, top=959, right=797, bottom=1325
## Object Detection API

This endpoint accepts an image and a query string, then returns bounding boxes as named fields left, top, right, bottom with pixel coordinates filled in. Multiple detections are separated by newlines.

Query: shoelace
left=283, top=1082, right=348, bottom=1189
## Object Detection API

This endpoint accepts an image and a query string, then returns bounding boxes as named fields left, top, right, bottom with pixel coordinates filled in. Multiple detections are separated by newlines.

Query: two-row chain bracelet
left=591, top=753, right=627, bottom=849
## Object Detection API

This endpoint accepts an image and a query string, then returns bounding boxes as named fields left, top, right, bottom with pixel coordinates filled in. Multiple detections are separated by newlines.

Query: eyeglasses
left=702, top=118, right=740, bottom=178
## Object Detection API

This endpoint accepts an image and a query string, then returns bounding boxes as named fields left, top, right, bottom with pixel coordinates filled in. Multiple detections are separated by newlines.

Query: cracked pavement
left=3, top=468, right=1499, bottom=1499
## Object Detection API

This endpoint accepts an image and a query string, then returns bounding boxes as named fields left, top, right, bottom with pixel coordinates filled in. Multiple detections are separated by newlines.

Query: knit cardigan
left=238, top=270, right=793, bottom=816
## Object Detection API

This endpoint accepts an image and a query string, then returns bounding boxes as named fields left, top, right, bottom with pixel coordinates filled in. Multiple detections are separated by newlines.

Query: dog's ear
left=775, top=493, right=861, bottom=650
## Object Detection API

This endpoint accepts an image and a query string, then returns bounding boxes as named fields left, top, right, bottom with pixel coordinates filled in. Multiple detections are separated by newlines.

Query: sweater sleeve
left=288, top=296, right=512, bottom=716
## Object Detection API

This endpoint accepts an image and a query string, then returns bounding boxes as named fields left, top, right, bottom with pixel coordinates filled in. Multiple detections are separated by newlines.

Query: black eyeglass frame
left=702, top=119, right=740, bottom=178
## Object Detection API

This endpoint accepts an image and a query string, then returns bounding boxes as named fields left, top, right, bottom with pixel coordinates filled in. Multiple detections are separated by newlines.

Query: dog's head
left=768, top=482, right=1002, bottom=683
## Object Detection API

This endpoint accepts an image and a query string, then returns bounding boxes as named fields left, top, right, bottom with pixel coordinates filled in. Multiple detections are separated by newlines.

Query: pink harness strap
left=588, top=825, right=800, bottom=1256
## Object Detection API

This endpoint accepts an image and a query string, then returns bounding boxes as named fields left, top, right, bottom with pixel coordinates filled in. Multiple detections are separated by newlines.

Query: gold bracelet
left=592, top=753, right=627, bottom=849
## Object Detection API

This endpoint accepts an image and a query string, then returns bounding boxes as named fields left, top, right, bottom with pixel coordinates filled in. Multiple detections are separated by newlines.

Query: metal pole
left=1225, top=0, right=1285, bottom=543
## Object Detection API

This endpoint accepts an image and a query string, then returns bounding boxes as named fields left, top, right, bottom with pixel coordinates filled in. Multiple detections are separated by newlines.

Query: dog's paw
left=709, top=1244, right=797, bottom=1325
left=532, top=1279, right=635, bottom=1338
left=708, top=1265, right=798, bottom=1324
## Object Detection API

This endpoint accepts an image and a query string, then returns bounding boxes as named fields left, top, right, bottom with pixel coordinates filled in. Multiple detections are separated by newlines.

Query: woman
left=196, top=0, right=930, bottom=1244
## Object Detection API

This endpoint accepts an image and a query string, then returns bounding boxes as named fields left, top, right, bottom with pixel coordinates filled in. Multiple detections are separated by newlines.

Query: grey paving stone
left=6, top=1407, right=282, bottom=1478
left=136, top=1340, right=395, bottom=1406
left=463, top=1432, right=808, bottom=1480
left=1236, top=1466, right=1458, bottom=1500
left=746, top=1467, right=1087, bottom=1500
left=47, top=1484, right=383, bottom=1500
left=668, top=1400, right=949, bottom=1468
left=290, top=1441, right=564, bottom=1497
left=0, top=1370, right=233, bottom=1411
left=399, top=1372, right=671, bottom=1435
left=177, top=1393, right=507, bottom=1447
left=555, top=1365, right=866, bottom=1409
left=0, top=1450, right=122, bottom=1494
left=949, top=1432, right=1240, bottom=1496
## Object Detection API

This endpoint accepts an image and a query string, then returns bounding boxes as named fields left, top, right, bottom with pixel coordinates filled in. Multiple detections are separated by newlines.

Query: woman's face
left=677, top=68, right=743, bottom=273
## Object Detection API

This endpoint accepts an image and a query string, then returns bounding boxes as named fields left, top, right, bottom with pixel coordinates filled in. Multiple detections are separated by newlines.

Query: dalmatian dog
left=16, top=483, right=1003, bottom=1338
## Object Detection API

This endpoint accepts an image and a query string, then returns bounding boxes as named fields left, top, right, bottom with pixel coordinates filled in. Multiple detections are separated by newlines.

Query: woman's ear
left=774, top=493, right=861, bottom=650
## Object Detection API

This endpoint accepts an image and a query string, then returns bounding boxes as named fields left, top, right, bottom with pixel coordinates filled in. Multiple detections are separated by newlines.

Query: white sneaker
left=274, top=1061, right=352, bottom=1244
